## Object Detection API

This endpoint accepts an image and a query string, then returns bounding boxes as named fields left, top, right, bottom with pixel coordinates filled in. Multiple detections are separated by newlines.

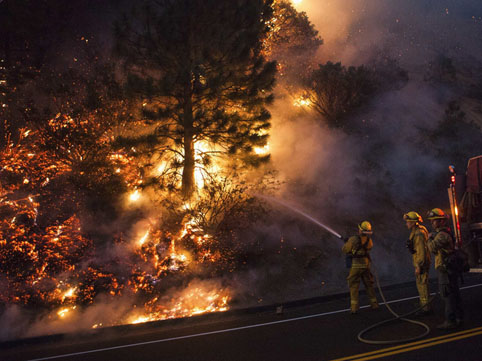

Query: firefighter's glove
left=406, top=239, right=416, bottom=254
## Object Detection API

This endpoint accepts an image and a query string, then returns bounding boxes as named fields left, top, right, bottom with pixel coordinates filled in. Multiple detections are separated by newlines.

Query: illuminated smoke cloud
left=246, top=0, right=482, bottom=299
left=297, top=0, right=482, bottom=66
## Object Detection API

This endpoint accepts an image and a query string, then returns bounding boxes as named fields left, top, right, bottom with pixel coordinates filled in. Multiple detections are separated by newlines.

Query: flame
left=62, top=287, right=77, bottom=302
left=152, top=140, right=222, bottom=191
left=129, top=315, right=154, bottom=324
left=254, top=142, right=270, bottom=155
left=129, top=189, right=141, bottom=202
left=293, top=95, right=312, bottom=107
left=138, top=229, right=150, bottom=247
left=156, top=162, right=168, bottom=175
left=57, top=306, right=76, bottom=318
left=127, top=283, right=230, bottom=325
left=57, top=308, right=70, bottom=318
left=194, top=142, right=209, bottom=188
left=168, top=252, right=189, bottom=271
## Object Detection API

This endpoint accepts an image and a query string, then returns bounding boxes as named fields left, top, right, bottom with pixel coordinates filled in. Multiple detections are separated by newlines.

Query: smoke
left=0, top=305, right=30, bottom=341
left=297, top=0, right=482, bottom=66
left=238, top=0, right=482, bottom=301
left=276, top=0, right=482, bottom=207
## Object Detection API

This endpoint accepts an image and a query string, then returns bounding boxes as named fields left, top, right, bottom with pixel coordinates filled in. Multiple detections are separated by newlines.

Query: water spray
left=254, top=194, right=343, bottom=240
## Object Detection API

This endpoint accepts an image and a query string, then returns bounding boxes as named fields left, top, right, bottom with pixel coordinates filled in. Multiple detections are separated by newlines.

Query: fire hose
left=356, top=264, right=435, bottom=344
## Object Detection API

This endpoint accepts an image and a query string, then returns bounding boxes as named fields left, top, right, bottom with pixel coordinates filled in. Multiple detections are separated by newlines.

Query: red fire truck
left=449, top=155, right=482, bottom=271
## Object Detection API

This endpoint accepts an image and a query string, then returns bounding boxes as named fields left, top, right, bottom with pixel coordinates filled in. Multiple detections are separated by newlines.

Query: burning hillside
left=0, top=119, right=239, bottom=338
left=0, top=180, right=234, bottom=333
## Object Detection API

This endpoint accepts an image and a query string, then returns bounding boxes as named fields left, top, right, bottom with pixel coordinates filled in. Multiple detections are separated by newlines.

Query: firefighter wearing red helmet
left=403, top=211, right=431, bottom=315
left=342, top=221, right=379, bottom=314
left=427, top=208, right=463, bottom=330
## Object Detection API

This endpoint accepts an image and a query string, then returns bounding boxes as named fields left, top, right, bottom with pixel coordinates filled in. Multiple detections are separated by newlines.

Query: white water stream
left=255, top=194, right=343, bottom=239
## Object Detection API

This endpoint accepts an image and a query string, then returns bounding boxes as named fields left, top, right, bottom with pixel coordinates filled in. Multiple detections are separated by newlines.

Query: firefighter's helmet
left=403, top=211, right=423, bottom=223
left=358, top=221, right=373, bottom=234
left=427, top=208, right=446, bottom=220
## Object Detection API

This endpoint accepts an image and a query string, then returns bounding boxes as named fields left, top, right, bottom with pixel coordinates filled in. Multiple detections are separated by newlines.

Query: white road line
left=26, top=283, right=482, bottom=361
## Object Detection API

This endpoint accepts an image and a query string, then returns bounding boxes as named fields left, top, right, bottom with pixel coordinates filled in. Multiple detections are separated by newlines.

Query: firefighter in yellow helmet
left=427, top=208, right=463, bottom=330
left=342, top=221, right=379, bottom=314
left=403, top=211, right=431, bottom=315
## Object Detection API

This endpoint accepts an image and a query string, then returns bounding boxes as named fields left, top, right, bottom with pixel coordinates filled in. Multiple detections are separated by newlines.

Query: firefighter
left=403, top=211, right=431, bottom=315
left=342, top=221, right=379, bottom=314
left=427, top=208, right=463, bottom=329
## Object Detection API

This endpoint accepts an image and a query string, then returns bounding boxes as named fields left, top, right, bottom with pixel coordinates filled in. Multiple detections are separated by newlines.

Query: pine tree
left=264, top=0, right=322, bottom=82
left=306, top=62, right=375, bottom=129
left=114, top=0, right=277, bottom=198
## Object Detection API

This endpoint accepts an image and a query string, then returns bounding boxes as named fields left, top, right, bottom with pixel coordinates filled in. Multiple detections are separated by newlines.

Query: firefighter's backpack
left=445, top=248, right=470, bottom=274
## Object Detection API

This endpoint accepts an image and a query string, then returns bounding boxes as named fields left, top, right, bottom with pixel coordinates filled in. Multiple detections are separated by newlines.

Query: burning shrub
left=0, top=214, right=93, bottom=307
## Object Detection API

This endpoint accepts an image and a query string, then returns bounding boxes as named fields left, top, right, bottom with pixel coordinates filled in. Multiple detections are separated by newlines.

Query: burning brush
left=0, top=118, right=236, bottom=338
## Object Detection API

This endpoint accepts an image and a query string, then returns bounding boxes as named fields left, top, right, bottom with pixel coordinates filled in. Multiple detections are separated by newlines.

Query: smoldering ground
left=0, top=278, right=231, bottom=340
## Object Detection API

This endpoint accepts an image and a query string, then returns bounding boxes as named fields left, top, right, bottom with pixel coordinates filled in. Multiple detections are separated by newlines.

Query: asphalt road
left=2, top=274, right=482, bottom=361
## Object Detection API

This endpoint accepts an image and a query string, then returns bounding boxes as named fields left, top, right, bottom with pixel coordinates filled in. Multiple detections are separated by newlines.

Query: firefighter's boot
left=437, top=321, right=457, bottom=330
left=350, top=301, right=359, bottom=314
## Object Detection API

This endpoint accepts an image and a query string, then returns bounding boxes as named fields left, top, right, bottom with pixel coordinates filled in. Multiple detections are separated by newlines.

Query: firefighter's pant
left=415, top=271, right=430, bottom=311
left=347, top=266, right=378, bottom=311
left=438, top=270, right=463, bottom=323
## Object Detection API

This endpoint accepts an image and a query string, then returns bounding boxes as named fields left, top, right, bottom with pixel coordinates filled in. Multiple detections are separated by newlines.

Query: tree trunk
left=182, top=130, right=195, bottom=198
left=182, top=93, right=195, bottom=198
